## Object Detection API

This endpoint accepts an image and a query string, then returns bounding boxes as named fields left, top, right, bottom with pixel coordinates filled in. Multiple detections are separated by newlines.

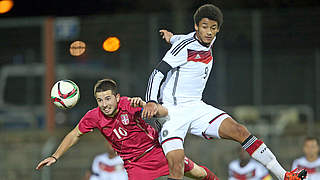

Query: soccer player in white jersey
left=292, top=137, right=320, bottom=180
left=85, top=142, right=128, bottom=180
left=228, top=147, right=272, bottom=180
left=142, top=4, right=307, bottom=180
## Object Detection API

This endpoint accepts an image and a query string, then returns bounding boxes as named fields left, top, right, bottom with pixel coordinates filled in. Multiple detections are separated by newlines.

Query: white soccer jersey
left=146, top=32, right=215, bottom=105
left=90, top=153, right=128, bottom=180
left=228, top=159, right=272, bottom=180
left=292, top=157, right=320, bottom=180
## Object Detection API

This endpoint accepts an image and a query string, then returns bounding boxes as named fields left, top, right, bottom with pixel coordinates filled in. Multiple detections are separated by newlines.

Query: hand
left=142, top=102, right=158, bottom=119
left=159, top=29, right=173, bottom=44
left=128, top=97, right=146, bottom=108
left=35, top=156, right=57, bottom=170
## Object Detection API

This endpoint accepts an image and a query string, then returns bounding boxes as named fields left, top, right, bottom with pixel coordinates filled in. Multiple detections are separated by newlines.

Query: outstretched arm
left=160, top=29, right=187, bottom=44
left=35, top=125, right=83, bottom=170
left=129, top=97, right=168, bottom=117
left=159, top=29, right=173, bottom=44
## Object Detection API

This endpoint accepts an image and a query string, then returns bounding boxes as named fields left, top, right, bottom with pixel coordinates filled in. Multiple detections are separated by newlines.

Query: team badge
left=121, top=114, right=129, bottom=125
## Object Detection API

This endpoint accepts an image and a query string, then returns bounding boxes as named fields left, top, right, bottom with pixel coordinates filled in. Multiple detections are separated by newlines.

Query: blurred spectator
left=292, top=137, right=320, bottom=180
left=228, top=147, right=272, bottom=180
left=83, top=142, right=128, bottom=180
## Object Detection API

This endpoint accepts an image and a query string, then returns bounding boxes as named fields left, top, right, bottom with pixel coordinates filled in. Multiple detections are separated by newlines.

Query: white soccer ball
left=51, top=80, right=80, bottom=110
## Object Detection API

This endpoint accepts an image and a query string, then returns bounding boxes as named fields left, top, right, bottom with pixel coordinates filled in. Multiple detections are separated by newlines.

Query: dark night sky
left=2, top=0, right=320, bottom=17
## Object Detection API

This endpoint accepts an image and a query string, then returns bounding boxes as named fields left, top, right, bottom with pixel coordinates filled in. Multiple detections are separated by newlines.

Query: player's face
left=303, top=140, right=319, bottom=159
left=95, top=90, right=120, bottom=117
left=195, top=18, right=219, bottom=45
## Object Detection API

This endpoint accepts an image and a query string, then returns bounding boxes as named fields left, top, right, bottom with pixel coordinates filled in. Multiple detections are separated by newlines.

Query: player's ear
left=116, top=93, right=120, bottom=102
left=194, top=23, right=198, bottom=31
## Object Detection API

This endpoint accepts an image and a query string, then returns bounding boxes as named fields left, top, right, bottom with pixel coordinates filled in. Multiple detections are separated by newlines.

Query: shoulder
left=119, top=97, right=142, bottom=114
left=171, top=32, right=196, bottom=48
left=84, top=107, right=100, bottom=119
left=165, top=32, right=195, bottom=59
left=293, top=156, right=306, bottom=163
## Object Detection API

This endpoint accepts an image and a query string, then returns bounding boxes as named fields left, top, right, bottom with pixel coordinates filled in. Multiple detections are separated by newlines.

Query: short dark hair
left=193, top=4, right=223, bottom=28
left=94, top=79, right=118, bottom=97
left=304, top=136, right=319, bottom=145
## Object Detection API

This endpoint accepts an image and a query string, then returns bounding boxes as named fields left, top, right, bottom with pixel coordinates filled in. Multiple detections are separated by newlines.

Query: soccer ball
left=51, top=80, right=80, bottom=110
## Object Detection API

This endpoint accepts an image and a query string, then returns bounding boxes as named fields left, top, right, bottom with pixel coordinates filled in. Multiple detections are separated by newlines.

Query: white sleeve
left=89, top=156, right=100, bottom=180
left=228, top=163, right=234, bottom=180
left=162, top=41, right=189, bottom=68
left=291, top=159, right=298, bottom=170
left=91, top=156, right=100, bottom=175
left=170, top=35, right=185, bottom=44
left=145, top=69, right=165, bottom=103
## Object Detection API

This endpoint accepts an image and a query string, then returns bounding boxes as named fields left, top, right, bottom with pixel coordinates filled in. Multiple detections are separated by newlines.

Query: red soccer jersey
left=78, top=97, right=160, bottom=161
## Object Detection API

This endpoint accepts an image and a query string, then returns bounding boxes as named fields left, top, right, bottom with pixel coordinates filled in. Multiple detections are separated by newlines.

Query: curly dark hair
left=193, top=4, right=223, bottom=28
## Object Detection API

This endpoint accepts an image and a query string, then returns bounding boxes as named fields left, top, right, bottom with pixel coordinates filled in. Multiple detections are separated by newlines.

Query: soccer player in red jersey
left=36, top=78, right=218, bottom=180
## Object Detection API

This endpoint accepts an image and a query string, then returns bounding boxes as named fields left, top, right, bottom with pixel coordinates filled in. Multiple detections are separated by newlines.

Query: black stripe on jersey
left=208, top=113, right=227, bottom=124
left=161, top=137, right=183, bottom=145
left=156, top=60, right=172, bottom=75
left=146, top=70, right=158, bottom=102
left=170, top=37, right=194, bottom=55
left=172, top=67, right=180, bottom=105
left=172, top=39, right=196, bottom=56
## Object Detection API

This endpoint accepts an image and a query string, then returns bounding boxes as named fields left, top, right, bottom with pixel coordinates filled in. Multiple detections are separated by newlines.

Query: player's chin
left=204, top=38, right=213, bottom=44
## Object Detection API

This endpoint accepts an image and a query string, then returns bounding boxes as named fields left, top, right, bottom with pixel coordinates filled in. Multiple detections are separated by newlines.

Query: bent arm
left=36, top=125, right=83, bottom=170
left=129, top=97, right=168, bottom=118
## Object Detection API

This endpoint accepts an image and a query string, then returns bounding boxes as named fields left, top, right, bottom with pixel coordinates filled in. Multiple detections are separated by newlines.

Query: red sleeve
left=78, top=108, right=98, bottom=134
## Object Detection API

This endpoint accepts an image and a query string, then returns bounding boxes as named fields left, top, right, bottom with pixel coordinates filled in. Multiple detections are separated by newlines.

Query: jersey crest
left=187, top=49, right=212, bottom=64
left=120, top=114, right=129, bottom=125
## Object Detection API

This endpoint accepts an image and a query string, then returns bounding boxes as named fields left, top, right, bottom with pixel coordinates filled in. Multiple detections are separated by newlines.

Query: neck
left=194, top=32, right=210, bottom=47
left=306, top=155, right=318, bottom=162
left=108, top=153, right=117, bottom=159
left=109, top=109, right=118, bottom=117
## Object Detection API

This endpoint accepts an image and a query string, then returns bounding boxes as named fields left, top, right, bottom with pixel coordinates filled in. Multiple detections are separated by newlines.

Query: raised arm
left=35, top=125, right=83, bottom=170
left=159, top=29, right=185, bottom=44
left=129, top=97, right=168, bottom=118
left=159, top=29, right=173, bottom=44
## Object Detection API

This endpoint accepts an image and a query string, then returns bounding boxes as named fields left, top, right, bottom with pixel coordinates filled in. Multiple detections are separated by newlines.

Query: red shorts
left=124, top=146, right=194, bottom=180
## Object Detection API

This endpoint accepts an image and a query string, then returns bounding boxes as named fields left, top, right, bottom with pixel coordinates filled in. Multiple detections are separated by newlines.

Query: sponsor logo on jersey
left=121, top=114, right=129, bottom=125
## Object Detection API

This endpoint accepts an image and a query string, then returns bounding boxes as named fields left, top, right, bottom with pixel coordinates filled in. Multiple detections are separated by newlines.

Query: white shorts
left=160, top=101, right=231, bottom=155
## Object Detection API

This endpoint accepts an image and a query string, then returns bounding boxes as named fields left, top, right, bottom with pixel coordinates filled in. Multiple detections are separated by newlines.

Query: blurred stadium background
left=0, top=0, right=320, bottom=179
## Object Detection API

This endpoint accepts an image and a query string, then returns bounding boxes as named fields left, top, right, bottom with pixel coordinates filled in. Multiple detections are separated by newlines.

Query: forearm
left=52, top=128, right=81, bottom=159
left=155, top=103, right=168, bottom=117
